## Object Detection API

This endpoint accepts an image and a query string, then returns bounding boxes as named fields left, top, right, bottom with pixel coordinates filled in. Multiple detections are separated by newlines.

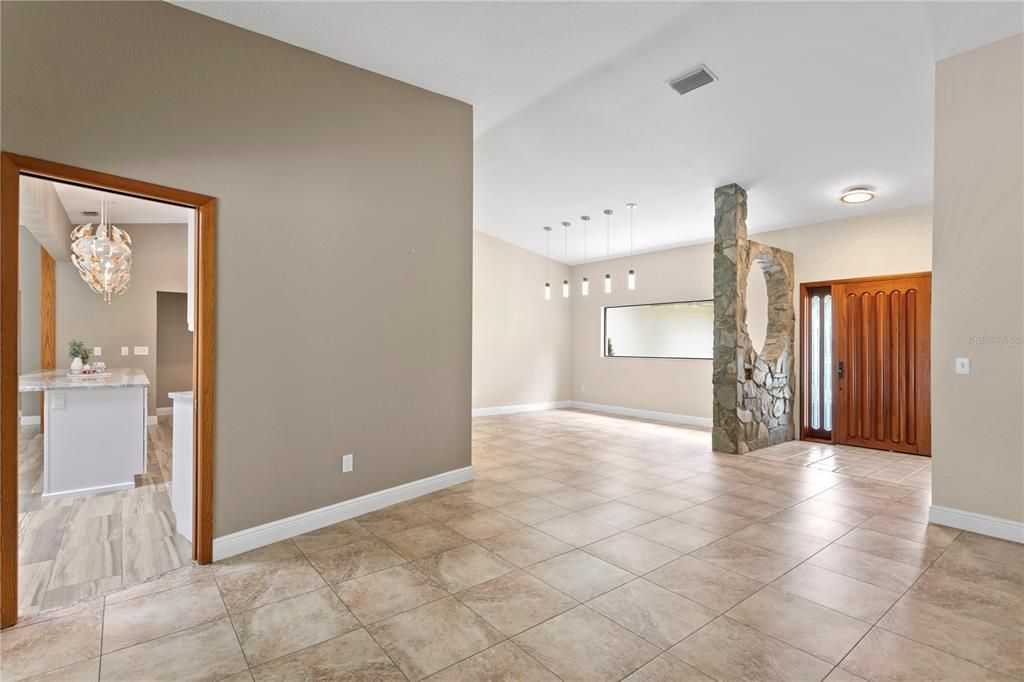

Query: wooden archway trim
left=0, top=153, right=216, bottom=628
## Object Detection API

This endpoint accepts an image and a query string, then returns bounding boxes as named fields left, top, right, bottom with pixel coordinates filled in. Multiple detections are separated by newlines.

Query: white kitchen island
left=19, top=368, right=149, bottom=498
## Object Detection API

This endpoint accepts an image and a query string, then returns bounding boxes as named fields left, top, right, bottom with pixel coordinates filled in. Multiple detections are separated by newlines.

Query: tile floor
left=3, top=408, right=1022, bottom=681
left=17, top=417, right=192, bottom=615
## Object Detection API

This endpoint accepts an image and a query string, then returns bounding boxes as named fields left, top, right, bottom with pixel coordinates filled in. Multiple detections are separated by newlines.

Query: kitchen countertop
left=19, top=368, right=150, bottom=392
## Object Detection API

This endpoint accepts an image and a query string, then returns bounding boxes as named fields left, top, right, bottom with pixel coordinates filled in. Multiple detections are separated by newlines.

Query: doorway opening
left=800, top=273, right=931, bottom=456
left=1, top=153, right=216, bottom=628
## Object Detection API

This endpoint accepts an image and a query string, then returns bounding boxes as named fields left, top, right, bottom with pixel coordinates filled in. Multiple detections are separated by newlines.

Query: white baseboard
left=929, top=504, right=1024, bottom=543
left=568, top=401, right=713, bottom=429
left=155, top=406, right=173, bottom=416
left=20, top=415, right=41, bottom=426
left=42, top=481, right=135, bottom=499
left=213, top=465, right=475, bottom=561
left=472, top=401, right=571, bottom=417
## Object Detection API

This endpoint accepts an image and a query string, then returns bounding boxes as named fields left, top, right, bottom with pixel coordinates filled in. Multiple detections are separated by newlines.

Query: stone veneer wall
left=712, top=184, right=796, bottom=453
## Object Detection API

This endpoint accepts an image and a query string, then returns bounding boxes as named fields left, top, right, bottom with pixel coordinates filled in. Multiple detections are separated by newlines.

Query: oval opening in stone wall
left=745, top=259, right=769, bottom=355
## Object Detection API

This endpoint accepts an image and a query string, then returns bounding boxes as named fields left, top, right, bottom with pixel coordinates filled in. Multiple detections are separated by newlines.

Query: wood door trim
left=0, top=153, right=216, bottom=628
left=39, top=249, right=56, bottom=433
left=801, top=272, right=931, bottom=289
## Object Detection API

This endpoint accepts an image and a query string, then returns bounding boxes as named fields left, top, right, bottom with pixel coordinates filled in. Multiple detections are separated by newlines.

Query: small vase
left=70, top=357, right=83, bottom=374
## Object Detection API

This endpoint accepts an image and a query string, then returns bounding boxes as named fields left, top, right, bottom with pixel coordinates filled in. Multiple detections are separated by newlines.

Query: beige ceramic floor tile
left=250, top=627, right=405, bottom=681
left=906, top=569, right=1024, bottom=633
left=588, top=579, right=716, bottom=649
left=356, top=504, right=436, bottom=535
left=231, top=587, right=360, bottom=665
left=513, top=606, right=660, bottom=682
left=98, top=618, right=248, bottom=682
left=367, top=596, right=504, bottom=680
left=670, top=616, right=834, bottom=682
left=580, top=501, right=660, bottom=530
left=216, top=556, right=327, bottom=613
left=670, top=505, right=754, bottom=535
left=808, top=543, right=924, bottom=593
left=728, top=587, right=871, bottom=664
left=835, top=527, right=942, bottom=567
left=583, top=532, right=681, bottom=575
left=382, top=521, right=471, bottom=560
left=426, top=641, right=558, bottom=681
left=534, top=513, right=620, bottom=546
left=444, top=509, right=524, bottom=540
left=948, top=532, right=1024, bottom=567
left=304, top=538, right=405, bottom=586
left=622, top=653, right=714, bottom=681
left=102, top=579, right=226, bottom=653
left=728, top=523, right=831, bottom=559
left=0, top=608, right=102, bottom=682
left=413, top=543, right=516, bottom=592
left=763, top=509, right=855, bottom=541
left=645, top=556, right=764, bottom=613
left=691, top=538, right=802, bottom=583
left=456, top=570, right=577, bottom=636
left=334, top=563, right=447, bottom=624
left=771, top=562, right=901, bottom=622
left=878, top=595, right=1024, bottom=678
left=527, top=549, right=635, bottom=601
left=858, top=515, right=960, bottom=548
left=291, top=519, right=372, bottom=554
left=494, top=497, right=570, bottom=525
left=478, top=527, right=574, bottom=567
left=630, top=518, right=720, bottom=554
left=212, top=541, right=301, bottom=577
left=840, top=628, right=1011, bottom=682
left=931, top=548, right=1024, bottom=598
left=18, top=657, right=100, bottom=682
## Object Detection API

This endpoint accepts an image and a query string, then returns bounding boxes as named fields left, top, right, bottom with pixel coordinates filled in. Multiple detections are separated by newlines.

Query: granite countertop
left=19, top=368, right=151, bottom=392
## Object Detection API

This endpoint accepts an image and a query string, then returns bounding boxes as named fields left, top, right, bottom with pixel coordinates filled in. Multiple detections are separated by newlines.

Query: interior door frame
left=0, top=153, right=216, bottom=628
left=799, top=272, right=931, bottom=446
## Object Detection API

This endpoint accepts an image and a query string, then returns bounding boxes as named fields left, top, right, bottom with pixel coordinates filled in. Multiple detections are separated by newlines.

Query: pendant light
left=626, top=202, right=638, bottom=290
left=561, top=222, right=570, bottom=297
left=580, top=215, right=590, bottom=296
left=70, top=200, right=133, bottom=304
left=543, top=225, right=552, bottom=300
left=603, top=209, right=613, bottom=293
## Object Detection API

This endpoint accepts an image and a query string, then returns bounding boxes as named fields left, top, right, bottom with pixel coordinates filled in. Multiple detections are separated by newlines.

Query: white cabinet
left=170, top=391, right=194, bottom=542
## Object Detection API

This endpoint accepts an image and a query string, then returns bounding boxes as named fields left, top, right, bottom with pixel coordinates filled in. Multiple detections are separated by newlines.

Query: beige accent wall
left=56, top=224, right=188, bottom=416
left=156, top=292, right=192, bottom=410
left=932, top=34, right=1023, bottom=523
left=472, top=231, right=571, bottom=409
left=569, top=205, right=933, bottom=420
left=2, top=1, right=473, bottom=536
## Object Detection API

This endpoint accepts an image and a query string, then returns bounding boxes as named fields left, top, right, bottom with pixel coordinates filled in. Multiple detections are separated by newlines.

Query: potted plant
left=68, top=339, right=91, bottom=374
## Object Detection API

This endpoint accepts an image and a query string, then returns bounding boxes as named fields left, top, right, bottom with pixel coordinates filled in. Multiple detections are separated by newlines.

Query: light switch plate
left=93, top=347, right=102, bottom=357
left=955, top=357, right=970, bottom=375
left=121, top=347, right=129, bottom=356
left=133, top=346, right=149, bottom=356
left=342, top=454, right=354, bottom=473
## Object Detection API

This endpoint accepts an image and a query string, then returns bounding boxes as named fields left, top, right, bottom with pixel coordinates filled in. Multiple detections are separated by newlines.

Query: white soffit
left=176, top=1, right=1023, bottom=263
left=52, top=181, right=193, bottom=226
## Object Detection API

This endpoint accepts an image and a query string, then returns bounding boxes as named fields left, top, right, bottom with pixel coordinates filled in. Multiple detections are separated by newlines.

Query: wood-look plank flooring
left=16, top=417, right=192, bottom=615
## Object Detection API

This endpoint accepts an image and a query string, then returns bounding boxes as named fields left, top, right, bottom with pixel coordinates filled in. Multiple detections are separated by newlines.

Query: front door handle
left=837, top=361, right=845, bottom=379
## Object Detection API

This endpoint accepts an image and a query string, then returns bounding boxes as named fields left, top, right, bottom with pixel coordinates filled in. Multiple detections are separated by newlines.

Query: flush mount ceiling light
left=70, top=200, right=132, bottom=304
left=838, top=187, right=878, bottom=204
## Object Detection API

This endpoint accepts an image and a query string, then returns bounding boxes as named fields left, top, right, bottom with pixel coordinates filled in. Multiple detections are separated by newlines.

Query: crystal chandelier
left=70, top=201, right=132, bottom=303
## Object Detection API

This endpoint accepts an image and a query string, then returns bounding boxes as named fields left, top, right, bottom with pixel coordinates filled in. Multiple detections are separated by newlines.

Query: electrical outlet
left=580, top=385, right=586, bottom=393
left=133, top=346, right=149, bottom=356
left=121, top=347, right=129, bottom=356
left=51, top=393, right=66, bottom=410
left=93, top=347, right=102, bottom=357
left=955, top=357, right=970, bottom=375
left=342, top=454, right=354, bottom=473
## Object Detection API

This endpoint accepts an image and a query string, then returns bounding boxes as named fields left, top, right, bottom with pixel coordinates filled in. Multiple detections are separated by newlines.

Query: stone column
left=712, top=184, right=796, bottom=454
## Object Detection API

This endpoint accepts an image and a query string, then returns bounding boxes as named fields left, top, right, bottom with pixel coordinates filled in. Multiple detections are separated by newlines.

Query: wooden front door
left=834, top=274, right=931, bottom=455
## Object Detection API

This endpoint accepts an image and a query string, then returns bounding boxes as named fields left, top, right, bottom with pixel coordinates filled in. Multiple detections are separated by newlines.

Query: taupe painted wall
left=18, top=227, right=42, bottom=417
left=1, top=1, right=473, bottom=536
left=56, top=224, right=187, bottom=416
left=156, top=292, right=192, bottom=410
left=932, top=34, right=1023, bottom=523
left=472, top=231, right=571, bottom=409
left=567, top=205, right=932, bottom=420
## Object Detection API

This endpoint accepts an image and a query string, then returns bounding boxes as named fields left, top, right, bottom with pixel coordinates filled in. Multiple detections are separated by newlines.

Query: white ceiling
left=52, top=181, right=193, bottom=226
left=178, top=1, right=1021, bottom=263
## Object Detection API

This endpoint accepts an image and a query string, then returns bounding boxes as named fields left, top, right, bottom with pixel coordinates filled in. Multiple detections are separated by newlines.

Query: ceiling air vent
left=668, top=65, right=716, bottom=96
left=81, top=211, right=100, bottom=217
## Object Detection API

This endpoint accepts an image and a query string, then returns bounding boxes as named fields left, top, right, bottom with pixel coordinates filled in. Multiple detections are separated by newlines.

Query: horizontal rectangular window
left=603, top=300, right=713, bottom=359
